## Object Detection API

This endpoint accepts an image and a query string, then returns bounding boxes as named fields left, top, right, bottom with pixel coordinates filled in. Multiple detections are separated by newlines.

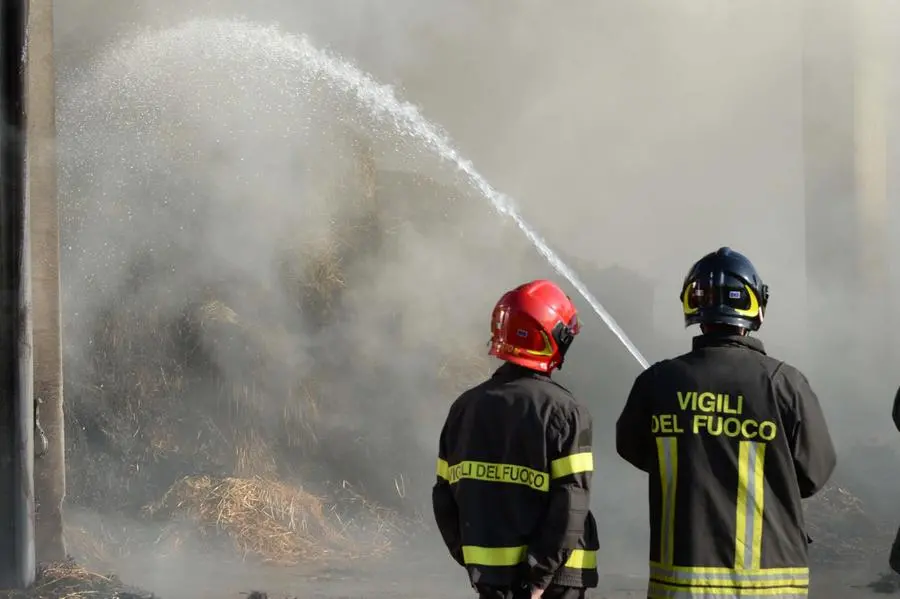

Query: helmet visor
left=683, top=275, right=755, bottom=313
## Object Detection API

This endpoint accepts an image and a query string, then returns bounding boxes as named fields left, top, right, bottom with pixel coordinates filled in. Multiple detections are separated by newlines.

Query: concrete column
left=803, top=0, right=858, bottom=290
left=26, top=0, right=66, bottom=563
left=853, top=0, right=889, bottom=292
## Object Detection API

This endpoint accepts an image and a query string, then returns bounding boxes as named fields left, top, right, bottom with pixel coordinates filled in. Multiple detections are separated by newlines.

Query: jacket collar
left=492, top=362, right=552, bottom=382
left=692, top=333, right=766, bottom=355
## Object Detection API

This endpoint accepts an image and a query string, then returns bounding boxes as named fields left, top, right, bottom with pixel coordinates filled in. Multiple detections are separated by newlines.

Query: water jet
left=62, top=17, right=649, bottom=370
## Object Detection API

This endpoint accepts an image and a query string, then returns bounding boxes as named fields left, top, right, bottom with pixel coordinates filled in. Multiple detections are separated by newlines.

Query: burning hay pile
left=0, top=560, right=155, bottom=599
left=145, top=475, right=349, bottom=565
left=59, top=154, right=502, bottom=571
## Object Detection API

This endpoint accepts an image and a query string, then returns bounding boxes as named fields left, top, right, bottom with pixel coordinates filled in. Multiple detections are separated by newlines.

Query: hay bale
left=146, top=475, right=345, bottom=565
left=325, top=480, right=426, bottom=553
left=277, top=240, right=347, bottom=325
left=233, top=429, right=279, bottom=479
left=0, top=559, right=154, bottom=599
left=197, top=299, right=240, bottom=326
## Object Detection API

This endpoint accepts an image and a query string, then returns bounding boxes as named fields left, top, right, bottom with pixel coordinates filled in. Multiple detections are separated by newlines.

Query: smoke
left=52, top=0, right=900, bottom=596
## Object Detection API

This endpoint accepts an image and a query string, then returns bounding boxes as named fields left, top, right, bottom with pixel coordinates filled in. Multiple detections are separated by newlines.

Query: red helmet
left=488, top=279, right=581, bottom=373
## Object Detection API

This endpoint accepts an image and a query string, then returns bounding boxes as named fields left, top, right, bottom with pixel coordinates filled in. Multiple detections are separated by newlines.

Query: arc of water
left=112, top=20, right=652, bottom=370
left=282, top=26, right=651, bottom=370
left=504, top=206, right=651, bottom=370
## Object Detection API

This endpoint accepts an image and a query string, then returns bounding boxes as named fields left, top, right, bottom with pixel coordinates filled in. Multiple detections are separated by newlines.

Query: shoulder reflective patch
left=437, top=459, right=549, bottom=492
left=550, top=451, right=594, bottom=479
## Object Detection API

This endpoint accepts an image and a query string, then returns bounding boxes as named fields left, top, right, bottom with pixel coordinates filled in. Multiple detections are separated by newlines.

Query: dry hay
left=63, top=523, right=115, bottom=570
left=276, top=236, right=351, bottom=327
left=63, top=513, right=165, bottom=572
left=0, top=560, right=154, bottom=599
left=145, top=475, right=349, bottom=565
left=324, top=479, right=427, bottom=551
left=62, top=158, right=485, bottom=558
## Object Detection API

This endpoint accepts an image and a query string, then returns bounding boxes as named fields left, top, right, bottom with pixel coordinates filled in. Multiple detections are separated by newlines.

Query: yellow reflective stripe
left=522, top=331, right=555, bottom=357
left=436, top=458, right=449, bottom=480
left=462, top=545, right=526, bottom=567
left=648, top=580, right=808, bottom=598
left=735, top=441, right=767, bottom=571
left=656, top=436, right=678, bottom=566
left=750, top=442, right=766, bottom=570
left=437, top=460, right=549, bottom=492
left=461, top=545, right=596, bottom=569
left=650, top=562, right=809, bottom=577
left=563, top=548, right=597, bottom=569
left=550, top=451, right=594, bottom=479
left=735, top=442, right=749, bottom=569
left=733, top=285, right=761, bottom=319
left=649, top=563, right=809, bottom=587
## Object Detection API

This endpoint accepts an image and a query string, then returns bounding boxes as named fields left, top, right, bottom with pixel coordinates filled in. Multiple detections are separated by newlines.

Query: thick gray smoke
left=53, top=1, right=900, bottom=597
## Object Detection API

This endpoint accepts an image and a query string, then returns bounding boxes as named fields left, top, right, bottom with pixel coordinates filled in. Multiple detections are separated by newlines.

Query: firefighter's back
left=617, top=247, right=835, bottom=599
left=648, top=337, right=812, bottom=594
left=438, top=362, right=599, bottom=589
left=443, top=365, right=571, bottom=547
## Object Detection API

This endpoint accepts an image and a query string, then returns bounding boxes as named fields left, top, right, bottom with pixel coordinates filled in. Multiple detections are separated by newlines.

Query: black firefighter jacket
left=432, top=363, right=600, bottom=589
left=893, top=385, right=900, bottom=432
left=892, top=387, right=900, bottom=575
left=616, top=334, right=836, bottom=599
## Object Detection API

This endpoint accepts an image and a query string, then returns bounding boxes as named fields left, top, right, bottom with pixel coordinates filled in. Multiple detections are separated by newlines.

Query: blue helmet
left=679, top=247, right=769, bottom=331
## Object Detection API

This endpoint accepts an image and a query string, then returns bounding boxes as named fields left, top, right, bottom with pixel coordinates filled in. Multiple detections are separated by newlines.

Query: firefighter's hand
left=512, top=584, right=543, bottom=599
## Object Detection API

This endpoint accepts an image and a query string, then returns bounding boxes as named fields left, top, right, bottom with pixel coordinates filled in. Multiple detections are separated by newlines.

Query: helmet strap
left=552, top=321, right=575, bottom=357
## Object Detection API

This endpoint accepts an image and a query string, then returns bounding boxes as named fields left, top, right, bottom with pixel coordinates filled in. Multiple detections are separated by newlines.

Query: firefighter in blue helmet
left=616, top=247, right=837, bottom=599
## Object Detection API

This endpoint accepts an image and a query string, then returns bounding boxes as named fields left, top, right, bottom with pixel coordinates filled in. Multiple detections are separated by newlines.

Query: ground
left=84, top=538, right=899, bottom=599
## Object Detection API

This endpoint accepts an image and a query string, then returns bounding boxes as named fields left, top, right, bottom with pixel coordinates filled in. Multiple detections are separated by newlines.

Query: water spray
left=87, top=18, right=652, bottom=371
left=272, top=22, right=650, bottom=370
left=493, top=203, right=650, bottom=370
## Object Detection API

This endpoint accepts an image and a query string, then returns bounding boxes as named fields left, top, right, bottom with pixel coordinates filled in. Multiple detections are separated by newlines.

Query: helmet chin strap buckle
left=553, top=321, right=575, bottom=350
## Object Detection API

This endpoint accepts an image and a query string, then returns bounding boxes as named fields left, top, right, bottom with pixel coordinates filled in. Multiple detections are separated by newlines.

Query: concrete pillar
left=853, top=0, right=889, bottom=292
left=26, top=0, right=66, bottom=563
left=803, top=0, right=858, bottom=291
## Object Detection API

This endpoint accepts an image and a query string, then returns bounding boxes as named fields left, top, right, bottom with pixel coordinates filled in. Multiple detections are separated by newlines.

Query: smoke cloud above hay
left=54, top=0, right=900, bottom=594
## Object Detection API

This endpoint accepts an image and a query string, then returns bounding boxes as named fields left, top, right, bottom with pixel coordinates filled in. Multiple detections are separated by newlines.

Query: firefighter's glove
left=512, top=583, right=544, bottom=599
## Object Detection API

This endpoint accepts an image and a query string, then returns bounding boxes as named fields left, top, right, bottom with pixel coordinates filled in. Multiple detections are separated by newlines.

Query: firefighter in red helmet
left=432, top=280, right=600, bottom=599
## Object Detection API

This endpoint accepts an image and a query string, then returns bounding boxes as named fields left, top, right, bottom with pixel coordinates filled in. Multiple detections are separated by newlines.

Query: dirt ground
left=99, top=540, right=899, bottom=599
